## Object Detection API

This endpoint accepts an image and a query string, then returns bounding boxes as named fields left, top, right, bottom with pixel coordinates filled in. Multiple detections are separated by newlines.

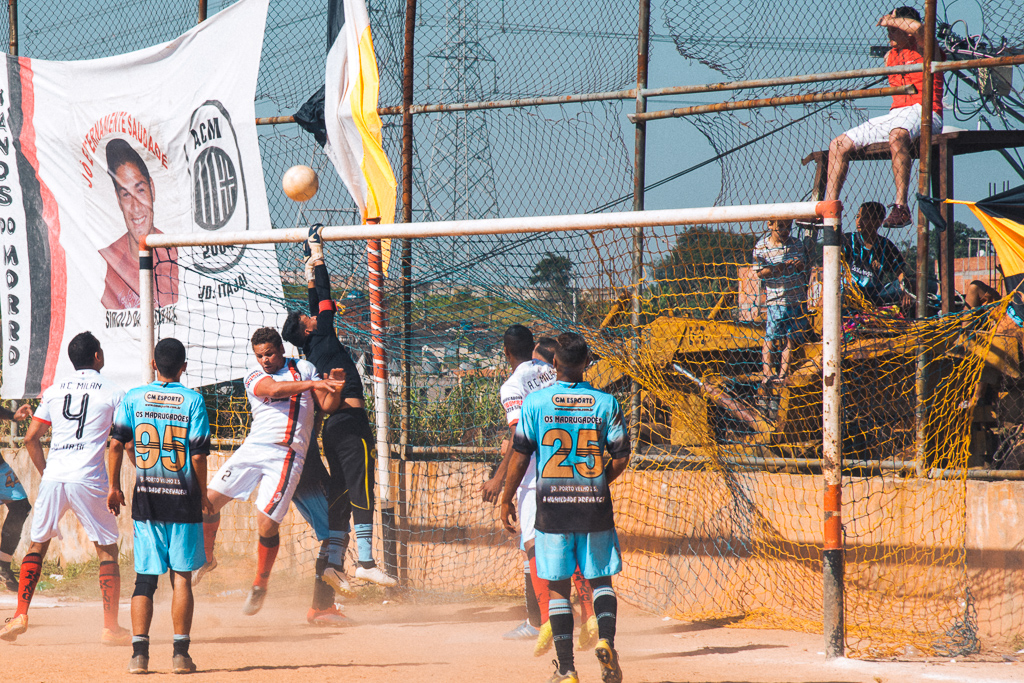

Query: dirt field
left=1, top=580, right=1020, bottom=683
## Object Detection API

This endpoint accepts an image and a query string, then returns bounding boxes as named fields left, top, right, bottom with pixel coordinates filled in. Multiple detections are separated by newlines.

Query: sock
left=572, top=568, right=595, bottom=621
left=528, top=555, right=549, bottom=624
left=592, top=585, right=617, bottom=646
left=327, top=529, right=349, bottom=568
left=173, top=634, right=190, bottom=657
left=254, top=534, right=280, bottom=589
left=14, top=552, right=42, bottom=617
left=354, top=524, right=373, bottom=565
left=1, top=500, right=29, bottom=559
left=524, top=560, right=541, bottom=628
left=98, top=561, right=121, bottom=630
left=132, top=635, right=150, bottom=658
left=549, top=597, right=575, bottom=674
left=312, top=555, right=334, bottom=610
left=203, top=513, right=221, bottom=561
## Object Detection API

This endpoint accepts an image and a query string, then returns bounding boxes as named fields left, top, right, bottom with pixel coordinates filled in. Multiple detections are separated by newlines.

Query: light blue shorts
left=134, top=520, right=206, bottom=575
left=0, top=461, right=27, bottom=502
left=534, top=528, right=622, bottom=581
left=292, top=483, right=329, bottom=542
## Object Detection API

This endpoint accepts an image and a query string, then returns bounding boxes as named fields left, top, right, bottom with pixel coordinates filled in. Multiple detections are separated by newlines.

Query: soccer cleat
left=307, top=604, right=352, bottom=627
left=502, top=620, right=540, bottom=640
left=128, top=654, right=149, bottom=674
left=546, top=659, right=579, bottom=683
left=102, top=626, right=133, bottom=646
left=881, top=203, right=911, bottom=229
left=533, top=620, right=553, bottom=657
left=0, top=614, right=27, bottom=642
left=0, top=565, right=18, bottom=592
left=172, top=653, right=197, bottom=674
left=192, top=557, right=217, bottom=586
left=354, top=565, right=397, bottom=587
left=242, top=586, right=267, bottom=616
left=595, top=639, right=622, bottom=683
left=321, top=567, right=353, bottom=596
left=577, top=614, right=599, bottom=650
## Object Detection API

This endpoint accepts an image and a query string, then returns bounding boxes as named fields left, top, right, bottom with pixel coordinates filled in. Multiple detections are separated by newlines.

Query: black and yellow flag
left=946, top=184, right=1024, bottom=294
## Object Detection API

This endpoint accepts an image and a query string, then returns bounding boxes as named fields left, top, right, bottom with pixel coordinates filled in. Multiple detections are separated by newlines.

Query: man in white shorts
left=0, top=331, right=130, bottom=645
left=823, top=7, right=944, bottom=229
left=196, top=327, right=343, bottom=615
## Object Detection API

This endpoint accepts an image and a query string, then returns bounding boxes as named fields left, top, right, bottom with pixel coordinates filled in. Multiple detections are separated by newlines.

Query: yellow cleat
left=192, top=557, right=217, bottom=586
left=577, top=614, right=598, bottom=651
left=0, top=614, right=28, bottom=642
left=546, top=659, right=579, bottom=683
left=595, top=638, right=622, bottom=683
left=533, top=620, right=553, bottom=657
left=102, top=626, right=132, bottom=646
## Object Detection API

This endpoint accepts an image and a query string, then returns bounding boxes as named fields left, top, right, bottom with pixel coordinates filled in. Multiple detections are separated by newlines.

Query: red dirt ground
left=0, top=585, right=1020, bottom=682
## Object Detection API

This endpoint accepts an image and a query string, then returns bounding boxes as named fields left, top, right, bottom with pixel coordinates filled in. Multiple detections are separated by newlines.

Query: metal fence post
left=630, top=0, right=650, bottom=449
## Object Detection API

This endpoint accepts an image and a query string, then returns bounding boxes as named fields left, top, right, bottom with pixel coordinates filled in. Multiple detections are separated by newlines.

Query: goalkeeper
left=281, top=225, right=396, bottom=588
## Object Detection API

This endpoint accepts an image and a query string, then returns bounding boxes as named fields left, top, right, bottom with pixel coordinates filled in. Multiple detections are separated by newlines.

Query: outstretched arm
left=878, top=13, right=923, bottom=43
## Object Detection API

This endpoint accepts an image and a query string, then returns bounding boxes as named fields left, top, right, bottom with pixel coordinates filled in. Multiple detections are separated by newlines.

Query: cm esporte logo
left=551, top=394, right=595, bottom=408
left=145, top=391, right=184, bottom=406
left=184, top=100, right=249, bottom=273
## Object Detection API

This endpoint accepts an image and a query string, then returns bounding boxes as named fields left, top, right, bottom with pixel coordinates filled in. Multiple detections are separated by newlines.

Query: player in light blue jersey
left=502, top=332, right=630, bottom=683
left=107, top=338, right=213, bottom=675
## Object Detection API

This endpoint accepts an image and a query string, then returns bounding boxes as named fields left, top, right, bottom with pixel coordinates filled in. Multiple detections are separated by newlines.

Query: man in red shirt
left=823, top=7, right=943, bottom=229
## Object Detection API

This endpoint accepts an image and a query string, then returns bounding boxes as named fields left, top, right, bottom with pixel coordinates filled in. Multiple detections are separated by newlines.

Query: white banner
left=0, top=0, right=282, bottom=397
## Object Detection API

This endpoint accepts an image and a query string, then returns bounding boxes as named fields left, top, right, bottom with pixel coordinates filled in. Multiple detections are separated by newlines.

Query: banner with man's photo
left=0, top=0, right=283, bottom=398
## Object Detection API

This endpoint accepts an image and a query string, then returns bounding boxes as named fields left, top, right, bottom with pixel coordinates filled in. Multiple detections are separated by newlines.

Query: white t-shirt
left=753, top=233, right=807, bottom=306
left=500, top=359, right=556, bottom=492
left=34, top=369, right=125, bottom=486
left=243, top=358, right=320, bottom=456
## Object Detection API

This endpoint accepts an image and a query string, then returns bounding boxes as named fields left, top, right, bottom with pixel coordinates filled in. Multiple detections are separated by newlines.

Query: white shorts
left=208, top=443, right=305, bottom=524
left=844, top=104, right=942, bottom=148
left=30, top=479, right=119, bottom=546
left=518, top=482, right=537, bottom=549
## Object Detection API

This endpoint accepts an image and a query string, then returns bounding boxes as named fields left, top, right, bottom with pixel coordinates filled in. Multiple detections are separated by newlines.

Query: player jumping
left=106, top=337, right=213, bottom=674
left=0, top=403, right=34, bottom=591
left=0, top=332, right=130, bottom=645
left=195, top=327, right=344, bottom=615
left=280, top=224, right=396, bottom=588
left=501, top=333, right=630, bottom=683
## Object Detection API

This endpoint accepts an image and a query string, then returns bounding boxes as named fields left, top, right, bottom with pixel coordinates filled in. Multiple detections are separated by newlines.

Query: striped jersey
left=243, top=358, right=319, bottom=456
left=513, top=380, right=630, bottom=533
left=33, top=369, right=124, bottom=486
left=111, top=381, right=211, bottom=523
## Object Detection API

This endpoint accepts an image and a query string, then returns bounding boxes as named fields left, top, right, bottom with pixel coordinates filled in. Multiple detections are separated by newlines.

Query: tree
left=651, top=226, right=757, bottom=316
left=530, top=252, right=575, bottom=311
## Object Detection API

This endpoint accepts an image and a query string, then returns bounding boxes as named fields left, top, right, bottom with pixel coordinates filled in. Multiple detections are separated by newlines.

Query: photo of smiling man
left=99, top=138, right=179, bottom=310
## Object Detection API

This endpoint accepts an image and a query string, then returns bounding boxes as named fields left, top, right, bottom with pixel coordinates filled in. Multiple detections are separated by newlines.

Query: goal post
left=137, top=199, right=845, bottom=652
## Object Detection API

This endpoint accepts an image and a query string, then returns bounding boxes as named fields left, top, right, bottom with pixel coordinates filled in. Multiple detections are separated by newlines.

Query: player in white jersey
left=196, top=327, right=344, bottom=615
left=0, top=332, right=130, bottom=645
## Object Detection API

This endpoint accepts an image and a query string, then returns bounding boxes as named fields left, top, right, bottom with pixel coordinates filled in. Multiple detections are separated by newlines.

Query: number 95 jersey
left=111, top=381, right=211, bottom=523
left=512, top=380, right=630, bottom=534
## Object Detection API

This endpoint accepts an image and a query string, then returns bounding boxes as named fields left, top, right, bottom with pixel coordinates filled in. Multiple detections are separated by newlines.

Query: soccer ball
left=282, top=165, right=319, bottom=202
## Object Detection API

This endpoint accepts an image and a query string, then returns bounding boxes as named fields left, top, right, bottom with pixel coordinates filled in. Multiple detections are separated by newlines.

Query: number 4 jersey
left=111, top=381, right=211, bottom=523
left=513, top=380, right=630, bottom=533
left=33, top=369, right=125, bottom=487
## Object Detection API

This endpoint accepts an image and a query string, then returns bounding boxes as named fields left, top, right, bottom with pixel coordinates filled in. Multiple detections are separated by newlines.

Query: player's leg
left=505, top=478, right=542, bottom=641
left=167, top=520, right=204, bottom=672
left=326, top=411, right=395, bottom=586
left=0, top=497, right=31, bottom=590
left=572, top=567, right=597, bottom=651
left=885, top=127, right=914, bottom=228
left=534, top=529, right=578, bottom=681
left=130, top=573, right=158, bottom=674
left=95, top=541, right=130, bottom=644
left=196, top=449, right=263, bottom=585
left=1, top=478, right=68, bottom=641
left=825, top=133, right=855, bottom=201
left=580, top=529, right=624, bottom=683
left=527, top=544, right=552, bottom=655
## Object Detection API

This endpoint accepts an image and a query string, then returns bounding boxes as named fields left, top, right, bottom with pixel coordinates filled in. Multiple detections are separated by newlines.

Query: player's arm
left=23, top=418, right=50, bottom=476
left=877, top=12, right=923, bottom=42
left=499, top=449, right=532, bottom=533
left=312, top=367, right=346, bottom=413
left=191, top=398, right=214, bottom=514
left=481, top=425, right=516, bottom=504
left=0, top=404, right=32, bottom=421
left=252, top=375, right=343, bottom=401
left=106, top=439, right=128, bottom=515
left=604, top=402, right=632, bottom=485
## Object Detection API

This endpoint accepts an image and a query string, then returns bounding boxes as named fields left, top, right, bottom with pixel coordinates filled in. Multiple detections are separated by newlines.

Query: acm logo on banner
left=185, top=100, right=250, bottom=274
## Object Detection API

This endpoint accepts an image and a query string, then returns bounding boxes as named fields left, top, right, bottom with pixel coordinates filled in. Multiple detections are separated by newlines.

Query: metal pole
left=367, top=234, right=394, bottom=569
left=7, top=0, right=17, bottom=56
left=139, top=250, right=155, bottom=383
left=630, top=0, right=650, bottom=450
left=915, top=0, right=937, bottom=472
left=395, top=0, right=417, bottom=586
left=819, top=199, right=844, bottom=658
left=197, top=0, right=207, bottom=23
left=937, top=141, right=954, bottom=314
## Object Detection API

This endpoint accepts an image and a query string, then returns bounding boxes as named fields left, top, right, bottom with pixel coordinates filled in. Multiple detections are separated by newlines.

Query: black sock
left=0, top=560, right=10, bottom=573
left=312, top=555, right=334, bottom=610
left=132, top=635, right=150, bottom=658
left=173, top=635, right=190, bottom=657
left=524, top=563, right=540, bottom=628
left=549, top=597, right=575, bottom=674
left=593, top=585, right=617, bottom=646
left=358, top=560, right=375, bottom=569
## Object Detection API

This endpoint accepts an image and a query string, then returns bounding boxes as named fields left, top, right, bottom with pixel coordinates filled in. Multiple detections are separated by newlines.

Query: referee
left=282, top=224, right=396, bottom=588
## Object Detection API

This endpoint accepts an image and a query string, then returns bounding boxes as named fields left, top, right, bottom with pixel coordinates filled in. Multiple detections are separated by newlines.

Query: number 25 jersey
left=513, top=380, right=630, bottom=533
left=33, top=369, right=125, bottom=486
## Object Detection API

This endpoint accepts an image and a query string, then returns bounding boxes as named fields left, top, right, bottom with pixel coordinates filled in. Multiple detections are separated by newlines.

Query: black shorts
left=322, top=408, right=375, bottom=514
